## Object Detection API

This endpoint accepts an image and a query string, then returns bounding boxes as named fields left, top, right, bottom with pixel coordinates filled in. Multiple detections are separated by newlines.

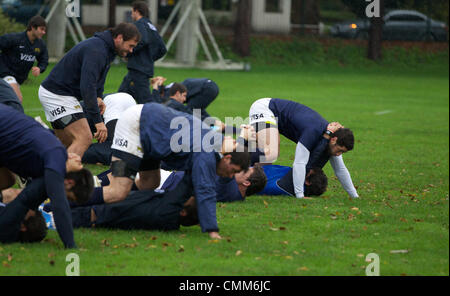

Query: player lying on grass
left=0, top=104, right=94, bottom=248
left=150, top=76, right=219, bottom=120
left=0, top=170, right=94, bottom=245
left=249, top=98, right=358, bottom=199
left=70, top=172, right=198, bottom=231
left=99, top=103, right=250, bottom=239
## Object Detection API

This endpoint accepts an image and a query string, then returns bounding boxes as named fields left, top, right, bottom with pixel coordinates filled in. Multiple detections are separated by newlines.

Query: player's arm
left=36, top=43, right=49, bottom=74
left=79, top=51, right=104, bottom=124
left=292, top=142, right=310, bottom=198
left=150, top=31, right=167, bottom=61
left=192, top=154, right=221, bottom=239
left=329, top=155, right=359, bottom=198
left=80, top=52, right=107, bottom=142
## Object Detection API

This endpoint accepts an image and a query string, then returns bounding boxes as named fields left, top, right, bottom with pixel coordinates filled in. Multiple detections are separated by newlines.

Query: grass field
left=0, top=58, right=448, bottom=276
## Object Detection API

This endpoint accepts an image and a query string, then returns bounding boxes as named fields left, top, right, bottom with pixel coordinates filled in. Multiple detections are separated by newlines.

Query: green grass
left=1, top=56, right=448, bottom=276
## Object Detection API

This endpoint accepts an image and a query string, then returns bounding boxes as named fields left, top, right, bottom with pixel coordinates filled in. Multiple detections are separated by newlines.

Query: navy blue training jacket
left=139, top=103, right=222, bottom=233
left=41, top=30, right=116, bottom=124
left=0, top=31, right=48, bottom=84
left=127, top=17, right=166, bottom=77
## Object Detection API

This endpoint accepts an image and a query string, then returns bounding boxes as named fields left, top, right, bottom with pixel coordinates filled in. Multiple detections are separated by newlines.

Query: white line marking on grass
left=375, top=110, right=393, bottom=116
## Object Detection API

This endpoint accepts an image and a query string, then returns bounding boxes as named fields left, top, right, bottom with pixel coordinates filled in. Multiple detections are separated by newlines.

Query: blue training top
left=0, top=31, right=48, bottom=84
left=269, top=98, right=329, bottom=151
left=41, top=31, right=116, bottom=124
left=140, top=103, right=223, bottom=233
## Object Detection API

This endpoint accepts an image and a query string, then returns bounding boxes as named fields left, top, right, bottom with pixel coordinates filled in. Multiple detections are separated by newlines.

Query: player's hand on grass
left=209, top=232, right=222, bottom=239
left=94, top=122, right=108, bottom=143
left=97, top=97, right=106, bottom=115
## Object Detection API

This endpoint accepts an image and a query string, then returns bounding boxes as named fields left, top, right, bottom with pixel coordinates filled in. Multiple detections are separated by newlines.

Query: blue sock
left=96, top=170, right=111, bottom=186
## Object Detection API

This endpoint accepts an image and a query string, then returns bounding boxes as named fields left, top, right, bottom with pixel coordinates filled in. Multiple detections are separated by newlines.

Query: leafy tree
left=0, top=9, right=26, bottom=35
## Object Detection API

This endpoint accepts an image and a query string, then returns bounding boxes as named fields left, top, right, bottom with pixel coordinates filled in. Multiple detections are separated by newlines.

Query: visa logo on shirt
left=20, top=53, right=36, bottom=62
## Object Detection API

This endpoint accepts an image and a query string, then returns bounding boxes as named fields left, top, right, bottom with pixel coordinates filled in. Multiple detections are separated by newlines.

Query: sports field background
left=0, top=44, right=448, bottom=275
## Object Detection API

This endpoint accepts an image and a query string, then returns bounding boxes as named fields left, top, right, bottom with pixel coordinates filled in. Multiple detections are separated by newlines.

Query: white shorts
left=156, top=169, right=173, bottom=190
left=2, top=76, right=18, bottom=85
left=111, top=104, right=144, bottom=159
left=249, top=98, right=277, bottom=126
left=38, top=85, right=83, bottom=122
left=103, top=92, right=136, bottom=125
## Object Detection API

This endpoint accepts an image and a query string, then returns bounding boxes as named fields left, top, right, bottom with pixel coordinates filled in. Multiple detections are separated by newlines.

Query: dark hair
left=169, top=83, right=187, bottom=97
left=224, top=148, right=251, bottom=172
left=180, top=198, right=199, bottom=227
left=66, top=168, right=94, bottom=205
left=333, top=128, right=354, bottom=151
left=27, top=15, right=46, bottom=31
left=18, top=211, right=47, bottom=243
left=132, top=1, right=150, bottom=18
left=304, top=167, right=328, bottom=196
left=245, top=164, right=267, bottom=197
left=110, top=23, right=141, bottom=42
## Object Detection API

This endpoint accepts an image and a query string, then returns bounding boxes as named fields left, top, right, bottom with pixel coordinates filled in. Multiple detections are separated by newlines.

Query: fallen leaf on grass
left=2, top=261, right=10, bottom=268
left=208, top=239, right=220, bottom=244
left=390, top=250, right=409, bottom=254
left=178, top=245, right=185, bottom=252
left=235, top=250, right=242, bottom=256
left=298, top=266, right=309, bottom=271
left=263, top=200, right=269, bottom=208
